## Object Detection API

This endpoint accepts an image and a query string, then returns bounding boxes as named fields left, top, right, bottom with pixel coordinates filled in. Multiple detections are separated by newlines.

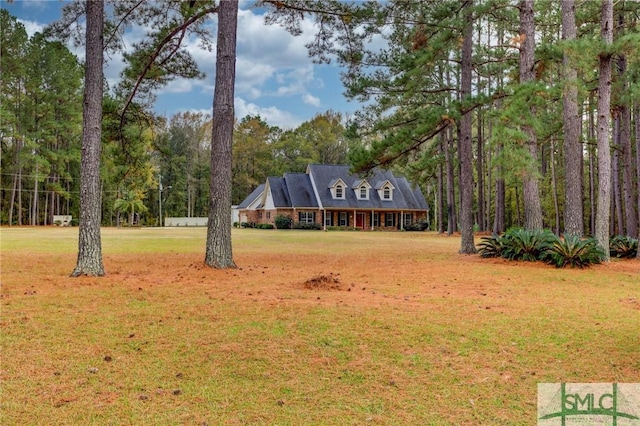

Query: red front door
left=356, top=212, right=365, bottom=229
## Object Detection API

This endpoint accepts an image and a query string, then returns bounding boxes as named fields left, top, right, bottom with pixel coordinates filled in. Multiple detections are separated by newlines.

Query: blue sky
left=1, top=0, right=361, bottom=129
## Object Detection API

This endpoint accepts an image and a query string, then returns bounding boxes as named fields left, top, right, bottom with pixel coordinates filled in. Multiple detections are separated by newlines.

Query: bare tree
left=205, top=0, right=238, bottom=269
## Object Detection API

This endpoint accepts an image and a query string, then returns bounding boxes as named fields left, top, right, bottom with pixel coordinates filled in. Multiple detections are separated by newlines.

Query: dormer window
left=376, top=180, right=395, bottom=201
left=329, top=178, right=347, bottom=199
left=353, top=179, right=371, bottom=200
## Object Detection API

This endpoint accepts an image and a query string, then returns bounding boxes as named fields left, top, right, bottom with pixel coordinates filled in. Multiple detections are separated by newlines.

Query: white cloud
left=272, top=65, right=320, bottom=97
left=302, top=93, right=321, bottom=107
left=163, top=78, right=198, bottom=94
left=16, top=18, right=44, bottom=37
left=7, top=2, right=354, bottom=124
left=234, top=97, right=302, bottom=129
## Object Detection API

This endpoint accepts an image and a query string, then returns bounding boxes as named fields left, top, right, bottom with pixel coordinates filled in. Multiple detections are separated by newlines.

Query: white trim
left=263, top=180, right=276, bottom=209
left=308, top=168, right=324, bottom=209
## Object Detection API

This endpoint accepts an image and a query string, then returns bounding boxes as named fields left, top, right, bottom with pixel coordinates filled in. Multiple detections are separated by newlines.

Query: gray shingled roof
left=307, top=164, right=428, bottom=211
left=239, top=165, right=429, bottom=212
left=267, top=177, right=291, bottom=208
left=237, top=184, right=265, bottom=209
left=285, top=173, right=318, bottom=208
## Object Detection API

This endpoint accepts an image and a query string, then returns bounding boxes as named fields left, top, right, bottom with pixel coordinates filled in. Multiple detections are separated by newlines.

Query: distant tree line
left=2, top=0, right=640, bottom=263
left=0, top=9, right=350, bottom=228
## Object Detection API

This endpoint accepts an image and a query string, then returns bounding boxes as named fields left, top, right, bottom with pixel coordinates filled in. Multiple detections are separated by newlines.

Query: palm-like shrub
left=609, top=235, right=638, bottom=259
left=500, top=228, right=555, bottom=261
left=114, top=190, right=147, bottom=226
left=542, top=234, right=605, bottom=268
left=477, top=234, right=505, bottom=258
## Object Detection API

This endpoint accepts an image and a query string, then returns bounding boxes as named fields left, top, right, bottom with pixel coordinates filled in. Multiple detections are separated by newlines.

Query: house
left=237, top=164, right=429, bottom=230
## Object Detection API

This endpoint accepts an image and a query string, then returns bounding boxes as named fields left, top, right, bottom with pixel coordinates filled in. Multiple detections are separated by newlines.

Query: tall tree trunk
left=595, top=0, right=613, bottom=261
left=459, top=1, right=476, bottom=254
left=550, top=139, right=560, bottom=235
left=519, top=0, right=543, bottom=231
left=588, top=94, right=596, bottom=235
left=617, top=51, right=637, bottom=237
left=477, top=20, right=487, bottom=233
left=8, top=160, right=18, bottom=226
left=31, top=161, right=38, bottom=226
left=437, top=133, right=444, bottom=233
left=446, top=126, right=456, bottom=235
left=562, top=0, right=583, bottom=236
left=477, top=103, right=485, bottom=232
left=636, top=104, right=640, bottom=258
left=612, top=122, right=623, bottom=235
left=71, top=0, right=105, bottom=277
left=205, top=0, right=238, bottom=269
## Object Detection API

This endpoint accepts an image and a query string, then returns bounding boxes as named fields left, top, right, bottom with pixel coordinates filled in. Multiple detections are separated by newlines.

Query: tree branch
left=119, top=5, right=218, bottom=129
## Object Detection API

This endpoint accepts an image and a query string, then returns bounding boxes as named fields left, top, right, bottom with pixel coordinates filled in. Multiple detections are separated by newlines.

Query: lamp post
left=159, top=175, right=163, bottom=227
left=158, top=175, right=171, bottom=227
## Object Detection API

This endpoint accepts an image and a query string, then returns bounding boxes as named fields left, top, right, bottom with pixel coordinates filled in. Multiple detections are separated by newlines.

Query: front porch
left=322, top=209, right=427, bottom=231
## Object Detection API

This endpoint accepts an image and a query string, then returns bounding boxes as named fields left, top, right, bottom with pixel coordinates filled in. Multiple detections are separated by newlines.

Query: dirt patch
left=620, top=297, right=640, bottom=310
left=301, top=273, right=343, bottom=291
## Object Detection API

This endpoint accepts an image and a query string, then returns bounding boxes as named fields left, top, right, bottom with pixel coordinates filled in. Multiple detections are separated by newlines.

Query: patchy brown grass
left=1, top=227, right=638, bottom=425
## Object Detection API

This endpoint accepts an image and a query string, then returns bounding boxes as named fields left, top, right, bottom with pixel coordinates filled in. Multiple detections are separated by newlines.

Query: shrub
left=274, top=215, right=293, bottom=229
left=609, top=235, right=638, bottom=259
left=292, top=221, right=322, bottom=230
left=500, top=228, right=555, bottom=262
left=476, top=234, right=505, bottom=258
left=405, top=219, right=429, bottom=231
left=257, top=223, right=274, bottom=229
left=543, top=234, right=605, bottom=268
left=241, top=222, right=256, bottom=228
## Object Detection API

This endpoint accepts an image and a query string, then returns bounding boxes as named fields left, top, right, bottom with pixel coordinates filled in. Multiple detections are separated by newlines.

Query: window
left=360, top=186, right=367, bottom=199
left=339, top=211, right=348, bottom=227
left=403, top=213, right=413, bottom=226
left=299, top=212, right=316, bottom=224
left=385, top=213, right=394, bottom=227
left=266, top=212, right=271, bottom=220
left=383, top=187, right=391, bottom=200
left=373, top=213, right=380, bottom=227
left=330, top=179, right=347, bottom=199
left=354, top=180, right=371, bottom=200
left=325, top=212, right=333, bottom=226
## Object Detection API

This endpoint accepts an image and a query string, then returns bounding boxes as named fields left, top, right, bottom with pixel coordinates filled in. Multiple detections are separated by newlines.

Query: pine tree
left=71, top=0, right=105, bottom=277
left=205, top=0, right=238, bottom=269
left=562, top=0, right=583, bottom=236
left=518, top=0, right=543, bottom=231
left=595, top=0, right=613, bottom=261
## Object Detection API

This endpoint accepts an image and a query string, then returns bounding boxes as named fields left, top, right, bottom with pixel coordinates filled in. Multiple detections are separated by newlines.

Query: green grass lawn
left=1, top=227, right=638, bottom=425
